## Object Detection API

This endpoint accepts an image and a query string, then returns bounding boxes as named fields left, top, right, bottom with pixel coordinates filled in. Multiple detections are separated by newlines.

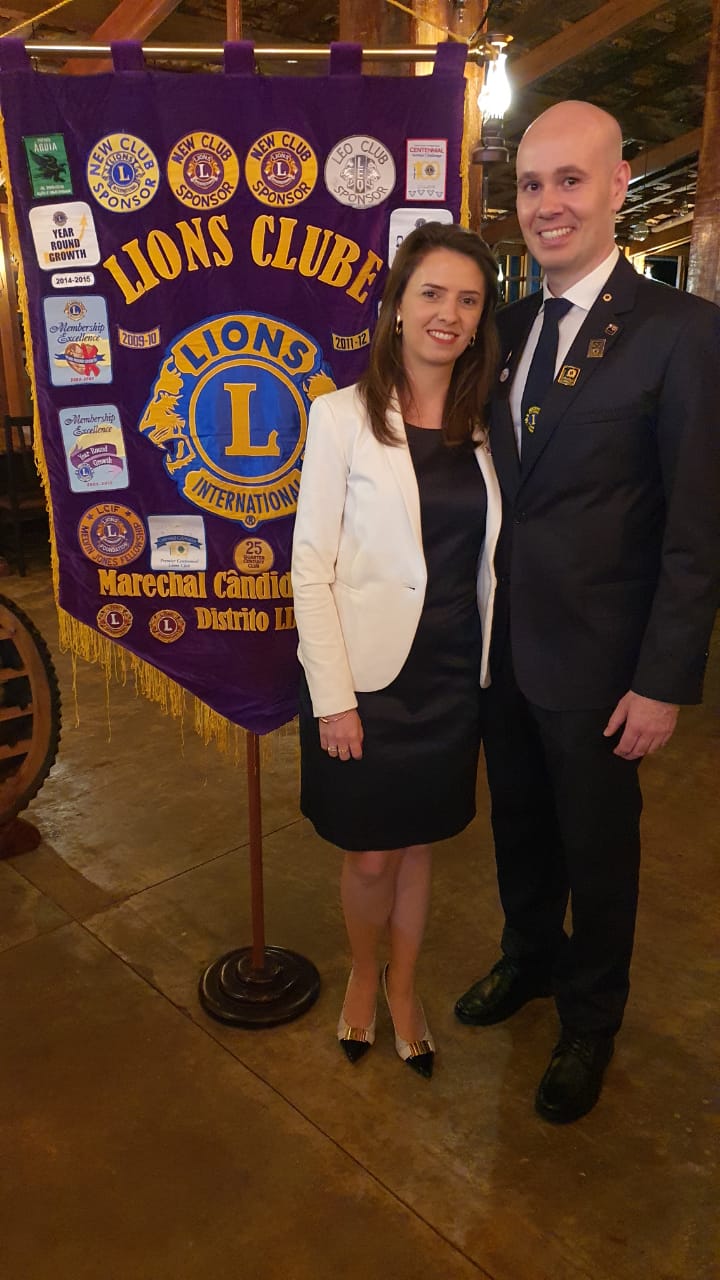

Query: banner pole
left=22, top=41, right=490, bottom=65
left=246, top=729, right=266, bottom=972
left=196, top=1, right=320, bottom=1027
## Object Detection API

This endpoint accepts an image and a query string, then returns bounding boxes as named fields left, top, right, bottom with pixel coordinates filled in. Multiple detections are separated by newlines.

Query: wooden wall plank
left=687, top=0, right=720, bottom=304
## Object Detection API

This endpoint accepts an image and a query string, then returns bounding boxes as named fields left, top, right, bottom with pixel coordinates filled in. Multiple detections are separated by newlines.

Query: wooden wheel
left=0, top=595, right=61, bottom=826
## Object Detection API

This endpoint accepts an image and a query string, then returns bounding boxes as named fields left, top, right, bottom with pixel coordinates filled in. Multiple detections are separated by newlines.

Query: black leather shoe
left=535, top=1033, right=614, bottom=1124
left=454, top=955, right=554, bottom=1026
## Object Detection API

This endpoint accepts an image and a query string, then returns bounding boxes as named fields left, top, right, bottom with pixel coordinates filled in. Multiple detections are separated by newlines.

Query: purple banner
left=0, top=39, right=466, bottom=732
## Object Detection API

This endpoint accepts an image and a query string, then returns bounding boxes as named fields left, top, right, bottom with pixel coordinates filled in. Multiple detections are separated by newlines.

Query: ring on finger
left=327, top=746, right=338, bottom=755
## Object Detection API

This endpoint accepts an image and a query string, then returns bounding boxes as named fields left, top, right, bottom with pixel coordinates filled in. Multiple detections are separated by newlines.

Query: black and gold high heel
left=382, top=964, right=435, bottom=1079
left=337, top=971, right=376, bottom=1064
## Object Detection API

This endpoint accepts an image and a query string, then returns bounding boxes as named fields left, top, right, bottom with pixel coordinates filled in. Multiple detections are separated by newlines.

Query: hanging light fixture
left=472, top=36, right=512, bottom=167
left=629, top=219, right=651, bottom=243
left=477, top=37, right=512, bottom=125
left=471, top=35, right=512, bottom=221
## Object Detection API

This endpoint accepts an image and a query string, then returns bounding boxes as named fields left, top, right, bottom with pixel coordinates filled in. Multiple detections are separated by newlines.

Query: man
left=455, top=101, right=720, bottom=1122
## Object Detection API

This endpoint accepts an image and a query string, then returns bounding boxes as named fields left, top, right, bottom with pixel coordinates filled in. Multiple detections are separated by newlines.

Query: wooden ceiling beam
left=142, top=11, right=227, bottom=43
left=62, top=0, right=184, bottom=75
left=510, top=0, right=664, bottom=90
left=628, top=129, right=702, bottom=181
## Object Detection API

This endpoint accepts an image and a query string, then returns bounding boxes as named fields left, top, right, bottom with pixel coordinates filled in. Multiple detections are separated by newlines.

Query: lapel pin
left=605, top=322, right=619, bottom=336
left=587, top=339, right=606, bottom=358
left=558, top=365, right=580, bottom=386
left=524, top=406, right=541, bottom=433
left=602, top=292, right=613, bottom=302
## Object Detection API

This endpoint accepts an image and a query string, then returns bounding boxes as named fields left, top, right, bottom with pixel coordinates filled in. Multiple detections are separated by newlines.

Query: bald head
left=519, top=101, right=624, bottom=169
left=515, top=100, right=630, bottom=292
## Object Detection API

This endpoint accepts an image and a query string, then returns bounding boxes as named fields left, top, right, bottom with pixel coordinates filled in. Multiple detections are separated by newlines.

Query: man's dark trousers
left=481, top=642, right=643, bottom=1038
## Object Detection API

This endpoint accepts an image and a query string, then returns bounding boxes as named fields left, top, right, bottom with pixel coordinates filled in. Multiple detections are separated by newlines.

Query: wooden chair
left=0, top=415, right=48, bottom=577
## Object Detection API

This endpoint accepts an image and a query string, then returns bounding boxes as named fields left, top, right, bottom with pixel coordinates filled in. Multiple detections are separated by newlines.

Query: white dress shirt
left=510, top=246, right=620, bottom=453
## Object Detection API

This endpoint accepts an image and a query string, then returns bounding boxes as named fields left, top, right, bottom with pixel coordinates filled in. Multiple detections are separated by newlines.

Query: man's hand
left=603, top=691, right=679, bottom=760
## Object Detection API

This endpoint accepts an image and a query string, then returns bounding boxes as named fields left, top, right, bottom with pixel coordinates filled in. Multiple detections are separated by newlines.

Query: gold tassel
left=460, top=82, right=470, bottom=229
left=0, top=108, right=57, bottom=591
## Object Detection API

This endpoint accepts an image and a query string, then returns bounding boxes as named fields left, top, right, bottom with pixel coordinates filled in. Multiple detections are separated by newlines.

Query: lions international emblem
left=86, top=133, right=159, bottom=212
left=167, top=131, right=240, bottom=209
left=138, top=313, right=335, bottom=528
left=245, top=131, right=318, bottom=207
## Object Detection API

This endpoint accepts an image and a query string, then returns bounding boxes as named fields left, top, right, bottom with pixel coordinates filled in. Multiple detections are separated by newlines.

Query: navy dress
left=299, top=424, right=487, bottom=851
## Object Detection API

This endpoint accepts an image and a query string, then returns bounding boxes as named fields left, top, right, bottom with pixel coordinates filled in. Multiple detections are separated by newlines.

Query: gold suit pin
left=605, top=322, right=619, bottom=336
left=524, top=405, right=541, bottom=433
left=558, top=365, right=580, bottom=386
left=587, top=339, right=606, bottom=358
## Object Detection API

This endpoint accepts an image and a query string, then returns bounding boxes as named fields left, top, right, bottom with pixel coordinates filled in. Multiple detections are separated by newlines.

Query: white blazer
left=291, top=383, right=502, bottom=717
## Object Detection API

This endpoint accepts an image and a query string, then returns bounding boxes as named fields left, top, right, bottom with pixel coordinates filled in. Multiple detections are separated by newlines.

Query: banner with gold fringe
left=0, top=38, right=467, bottom=738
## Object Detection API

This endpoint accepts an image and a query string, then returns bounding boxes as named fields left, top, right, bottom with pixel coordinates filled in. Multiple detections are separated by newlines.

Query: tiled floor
left=1, top=559, right=718, bottom=1280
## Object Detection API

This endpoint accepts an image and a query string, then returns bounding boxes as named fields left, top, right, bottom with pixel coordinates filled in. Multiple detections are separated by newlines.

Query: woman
left=292, top=222, right=501, bottom=1078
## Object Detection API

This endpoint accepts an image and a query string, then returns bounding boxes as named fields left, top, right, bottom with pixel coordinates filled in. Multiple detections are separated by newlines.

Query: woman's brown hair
left=357, top=221, right=500, bottom=446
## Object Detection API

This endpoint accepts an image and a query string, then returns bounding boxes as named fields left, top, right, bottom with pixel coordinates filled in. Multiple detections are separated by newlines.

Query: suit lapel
left=491, top=295, right=542, bottom=503
left=520, top=256, right=639, bottom=484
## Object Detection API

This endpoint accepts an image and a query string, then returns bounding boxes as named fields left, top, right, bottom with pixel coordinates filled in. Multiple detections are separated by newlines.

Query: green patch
left=23, top=134, right=73, bottom=198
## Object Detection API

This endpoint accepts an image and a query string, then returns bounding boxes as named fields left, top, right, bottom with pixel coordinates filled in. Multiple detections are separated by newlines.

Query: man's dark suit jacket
left=491, top=253, right=720, bottom=712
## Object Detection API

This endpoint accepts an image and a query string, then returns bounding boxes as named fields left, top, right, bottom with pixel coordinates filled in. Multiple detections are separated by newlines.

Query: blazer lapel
left=384, top=397, right=423, bottom=545
left=520, top=256, right=639, bottom=483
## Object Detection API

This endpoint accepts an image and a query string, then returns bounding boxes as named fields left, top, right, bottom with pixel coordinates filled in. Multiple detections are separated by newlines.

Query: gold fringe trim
left=0, top=106, right=57, bottom=595
left=0, top=107, right=298, bottom=767
left=57, top=606, right=297, bottom=763
left=460, top=83, right=471, bottom=229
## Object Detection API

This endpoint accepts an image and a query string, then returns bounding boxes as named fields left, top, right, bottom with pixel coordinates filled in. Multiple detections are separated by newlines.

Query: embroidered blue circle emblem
left=138, top=313, right=335, bottom=528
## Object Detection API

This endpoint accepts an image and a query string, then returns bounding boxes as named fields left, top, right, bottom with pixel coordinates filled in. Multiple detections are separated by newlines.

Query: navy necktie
left=521, top=297, right=573, bottom=441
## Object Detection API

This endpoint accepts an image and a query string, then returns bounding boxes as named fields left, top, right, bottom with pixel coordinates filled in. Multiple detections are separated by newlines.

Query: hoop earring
left=395, top=315, right=403, bottom=336
left=468, top=332, right=476, bottom=347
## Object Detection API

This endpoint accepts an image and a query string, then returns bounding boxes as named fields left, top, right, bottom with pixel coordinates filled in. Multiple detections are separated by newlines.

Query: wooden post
left=226, top=0, right=242, bottom=42
left=413, top=1, right=485, bottom=229
left=687, top=0, right=720, bottom=305
left=339, top=0, right=410, bottom=73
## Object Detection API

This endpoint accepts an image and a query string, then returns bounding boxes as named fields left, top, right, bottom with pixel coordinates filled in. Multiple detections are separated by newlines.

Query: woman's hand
left=319, top=709, right=364, bottom=761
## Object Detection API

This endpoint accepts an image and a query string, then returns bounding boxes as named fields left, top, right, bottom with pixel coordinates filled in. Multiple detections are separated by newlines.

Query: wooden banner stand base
left=198, top=729, right=321, bottom=1028
left=199, top=945, right=320, bottom=1028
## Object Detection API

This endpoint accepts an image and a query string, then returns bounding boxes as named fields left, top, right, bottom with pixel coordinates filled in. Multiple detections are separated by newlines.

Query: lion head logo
left=138, top=357, right=195, bottom=474
left=137, top=312, right=336, bottom=526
